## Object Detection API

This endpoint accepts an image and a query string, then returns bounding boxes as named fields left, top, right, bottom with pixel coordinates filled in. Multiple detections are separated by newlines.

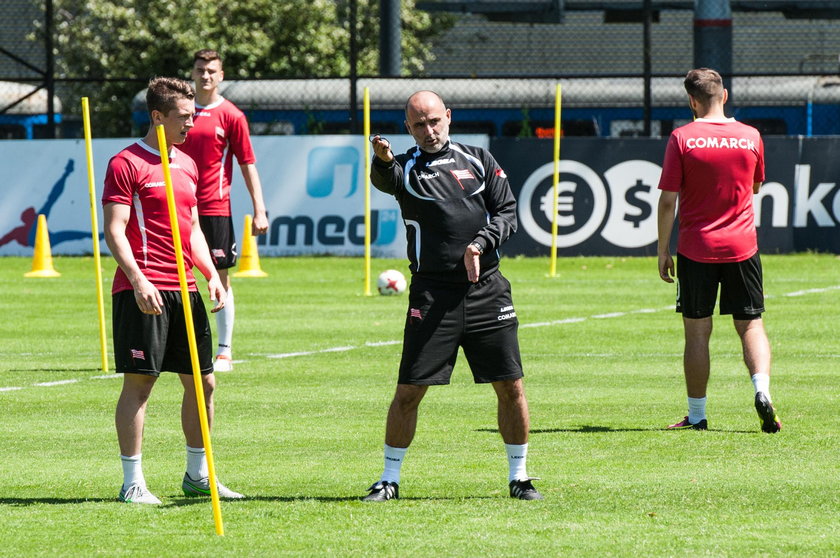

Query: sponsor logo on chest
left=427, top=157, right=455, bottom=167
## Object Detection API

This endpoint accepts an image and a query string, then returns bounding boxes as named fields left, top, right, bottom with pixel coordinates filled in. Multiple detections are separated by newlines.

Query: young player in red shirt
left=180, top=49, right=269, bottom=372
left=103, top=77, right=243, bottom=504
left=657, top=68, right=781, bottom=434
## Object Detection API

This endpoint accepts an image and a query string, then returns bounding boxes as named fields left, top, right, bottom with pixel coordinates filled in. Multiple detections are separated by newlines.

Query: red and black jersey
left=371, top=141, right=517, bottom=283
left=102, top=141, right=200, bottom=294
left=659, top=118, right=765, bottom=263
left=179, top=97, right=256, bottom=217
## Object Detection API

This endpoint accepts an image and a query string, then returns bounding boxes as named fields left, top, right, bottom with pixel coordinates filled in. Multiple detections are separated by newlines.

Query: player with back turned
left=362, top=90, right=542, bottom=501
left=180, top=49, right=269, bottom=373
left=657, top=67, right=782, bottom=434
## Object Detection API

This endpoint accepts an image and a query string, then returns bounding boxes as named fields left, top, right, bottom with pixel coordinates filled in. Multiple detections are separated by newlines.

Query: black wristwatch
left=470, top=241, right=484, bottom=255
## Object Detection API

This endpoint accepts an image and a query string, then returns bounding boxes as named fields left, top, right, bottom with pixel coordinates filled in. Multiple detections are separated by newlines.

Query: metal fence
left=4, top=0, right=840, bottom=139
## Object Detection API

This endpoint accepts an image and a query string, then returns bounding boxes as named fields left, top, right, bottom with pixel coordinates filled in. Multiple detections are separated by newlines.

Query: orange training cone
left=25, top=214, right=61, bottom=278
left=233, top=214, right=268, bottom=278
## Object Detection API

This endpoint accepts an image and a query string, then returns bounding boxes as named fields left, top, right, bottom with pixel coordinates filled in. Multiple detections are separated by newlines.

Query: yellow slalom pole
left=363, top=86, right=372, bottom=296
left=81, top=97, right=109, bottom=373
left=549, top=84, right=562, bottom=278
left=156, top=125, right=224, bottom=536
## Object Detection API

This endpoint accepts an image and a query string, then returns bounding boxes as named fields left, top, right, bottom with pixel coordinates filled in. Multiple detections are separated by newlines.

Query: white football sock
left=186, top=445, right=209, bottom=479
left=505, top=443, right=529, bottom=482
left=121, top=454, right=145, bottom=489
left=216, top=287, right=234, bottom=358
left=381, top=444, right=407, bottom=484
left=751, top=373, right=771, bottom=401
left=687, top=396, right=707, bottom=424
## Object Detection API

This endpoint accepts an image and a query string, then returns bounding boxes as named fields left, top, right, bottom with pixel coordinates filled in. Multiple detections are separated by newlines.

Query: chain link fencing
left=4, top=1, right=840, bottom=138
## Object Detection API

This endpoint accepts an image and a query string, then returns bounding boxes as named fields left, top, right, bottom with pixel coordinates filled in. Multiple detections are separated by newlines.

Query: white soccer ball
left=377, top=269, right=407, bottom=296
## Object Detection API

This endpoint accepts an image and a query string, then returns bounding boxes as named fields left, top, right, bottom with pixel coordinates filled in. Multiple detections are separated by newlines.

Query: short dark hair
left=684, top=68, right=724, bottom=105
left=194, top=49, right=222, bottom=67
left=146, top=77, right=194, bottom=117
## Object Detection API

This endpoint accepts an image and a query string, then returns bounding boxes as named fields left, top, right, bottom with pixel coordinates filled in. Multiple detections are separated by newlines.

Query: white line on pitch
left=266, top=346, right=355, bottom=359
left=4, top=283, right=840, bottom=393
left=34, top=379, right=79, bottom=387
left=781, top=285, right=840, bottom=297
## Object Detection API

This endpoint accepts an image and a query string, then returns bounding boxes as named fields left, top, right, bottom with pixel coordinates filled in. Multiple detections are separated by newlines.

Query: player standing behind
left=103, top=77, right=243, bottom=504
left=180, top=49, right=269, bottom=373
left=362, top=91, right=542, bottom=501
left=657, top=67, right=782, bottom=434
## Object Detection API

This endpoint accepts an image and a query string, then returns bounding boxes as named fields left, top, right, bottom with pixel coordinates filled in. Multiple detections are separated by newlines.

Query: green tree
left=33, top=0, right=453, bottom=136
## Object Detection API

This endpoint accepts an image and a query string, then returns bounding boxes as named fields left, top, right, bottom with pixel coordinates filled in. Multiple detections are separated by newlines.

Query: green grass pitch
left=0, top=254, right=838, bottom=556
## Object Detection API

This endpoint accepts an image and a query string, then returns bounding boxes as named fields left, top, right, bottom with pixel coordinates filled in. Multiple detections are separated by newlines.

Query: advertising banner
left=0, top=134, right=487, bottom=258
left=3, top=135, right=840, bottom=257
left=492, top=137, right=840, bottom=256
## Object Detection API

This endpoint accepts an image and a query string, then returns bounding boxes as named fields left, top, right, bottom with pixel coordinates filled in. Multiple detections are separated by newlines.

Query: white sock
left=216, top=287, right=234, bottom=358
left=120, top=454, right=145, bottom=489
left=381, top=444, right=407, bottom=484
left=505, top=443, right=529, bottom=482
left=186, top=445, right=209, bottom=479
left=687, top=396, right=707, bottom=424
left=751, top=373, right=771, bottom=401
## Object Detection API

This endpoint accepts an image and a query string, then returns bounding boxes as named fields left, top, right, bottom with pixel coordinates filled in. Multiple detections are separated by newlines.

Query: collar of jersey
left=694, top=117, right=736, bottom=123
left=136, top=139, right=177, bottom=159
left=195, top=96, right=225, bottom=110
left=415, top=140, right=451, bottom=156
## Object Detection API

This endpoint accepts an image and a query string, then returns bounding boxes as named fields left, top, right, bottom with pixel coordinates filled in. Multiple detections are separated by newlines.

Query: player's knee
left=494, top=379, right=525, bottom=403
left=392, top=385, right=426, bottom=409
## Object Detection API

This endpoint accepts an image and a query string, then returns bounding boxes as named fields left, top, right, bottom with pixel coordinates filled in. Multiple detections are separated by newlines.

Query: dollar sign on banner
left=624, top=179, right=652, bottom=228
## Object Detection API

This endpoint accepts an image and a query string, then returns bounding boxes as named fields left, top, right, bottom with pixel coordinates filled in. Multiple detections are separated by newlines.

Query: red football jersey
left=179, top=97, right=256, bottom=216
left=658, top=118, right=765, bottom=263
left=102, top=141, right=200, bottom=293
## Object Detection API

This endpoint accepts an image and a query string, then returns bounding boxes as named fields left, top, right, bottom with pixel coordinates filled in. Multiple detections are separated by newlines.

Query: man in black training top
left=362, top=90, right=542, bottom=501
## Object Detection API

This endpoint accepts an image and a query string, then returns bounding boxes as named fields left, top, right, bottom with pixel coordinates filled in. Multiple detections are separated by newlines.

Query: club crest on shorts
left=409, top=307, right=423, bottom=324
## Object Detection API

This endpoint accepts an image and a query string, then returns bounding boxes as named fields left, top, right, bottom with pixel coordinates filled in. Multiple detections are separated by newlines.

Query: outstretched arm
left=369, top=135, right=402, bottom=195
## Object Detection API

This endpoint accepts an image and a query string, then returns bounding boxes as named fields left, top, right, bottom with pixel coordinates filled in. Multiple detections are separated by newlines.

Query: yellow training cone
left=25, top=214, right=61, bottom=278
left=233, top=214, right=268, bottom=278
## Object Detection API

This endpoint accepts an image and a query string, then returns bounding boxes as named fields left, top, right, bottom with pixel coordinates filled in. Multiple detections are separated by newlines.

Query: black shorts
left=198, top=215, right=237, bottom=269
left=398, top=271, right=524, bottom=385
left=112, top=290, right=214, bottom=376
left=676, top=252, right=765, bottom=319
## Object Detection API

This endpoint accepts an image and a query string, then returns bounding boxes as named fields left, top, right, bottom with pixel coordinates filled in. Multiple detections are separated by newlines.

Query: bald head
left=404, top=91, right=451, bottom=153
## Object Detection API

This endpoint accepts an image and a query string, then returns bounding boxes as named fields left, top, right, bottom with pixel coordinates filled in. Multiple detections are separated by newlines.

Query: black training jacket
left=370, top=141, right=517, bottom=284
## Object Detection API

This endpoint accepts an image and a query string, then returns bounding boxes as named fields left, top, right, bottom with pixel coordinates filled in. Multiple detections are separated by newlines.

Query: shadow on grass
left=0, top=497, right=116, bottom=506
left=6, top=367, right=102, bottom=373
left=477, top=425, right=759, bottom=434
left=1, top=495, right=497, bottom=507
left=476, top=425, right=658, bottom=434
left=166, top=495, right=496, bottom=507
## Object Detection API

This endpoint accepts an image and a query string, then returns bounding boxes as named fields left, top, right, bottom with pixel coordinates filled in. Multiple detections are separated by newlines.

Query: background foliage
left=30, top=0, right=453, bottom=135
